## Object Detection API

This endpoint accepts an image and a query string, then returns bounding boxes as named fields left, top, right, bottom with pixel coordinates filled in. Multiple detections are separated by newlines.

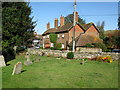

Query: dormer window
left=58, top=34, right=59, bottom=38
left=62, top=34, right=64, bottom=38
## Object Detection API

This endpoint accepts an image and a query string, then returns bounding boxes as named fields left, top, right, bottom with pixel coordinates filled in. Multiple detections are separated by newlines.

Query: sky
left=29, top=2, right=118, bottom=35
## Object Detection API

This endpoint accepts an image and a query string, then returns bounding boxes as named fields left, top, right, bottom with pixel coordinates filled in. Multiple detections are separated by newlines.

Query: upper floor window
left=47, top=35, right=49, bottom=38
left=57, top=34, right=60, bottom=38
left=62, top=34, right=64, bottom=38
left=43, top=36, right=45, bottom=39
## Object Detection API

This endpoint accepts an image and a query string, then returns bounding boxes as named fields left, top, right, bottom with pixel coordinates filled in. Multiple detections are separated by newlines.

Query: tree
left=49, top=34, right=62, bottom=50
left=96, top=21, right=105, bottom=39
left=104, top=30, right=120, bottom=49
left=50, top=34, right=57, bottom=44
left=65, top=13, right=86, bottom=24
left=118, top=17, right=120, bottom=30
left=2, top=2, right=36, bottom=62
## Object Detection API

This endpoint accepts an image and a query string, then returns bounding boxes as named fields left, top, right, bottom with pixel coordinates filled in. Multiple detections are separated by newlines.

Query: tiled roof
left=76, top=34, right=102, bottom=46
left=42, top=23, right=73, bottom=35
left=42, top=22, right=100, bottom=35
left=81, top=23, right=92, bottom=31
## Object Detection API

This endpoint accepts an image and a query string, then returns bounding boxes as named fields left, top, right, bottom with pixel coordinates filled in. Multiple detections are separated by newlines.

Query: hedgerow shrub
left=67, top=52, right=74, bottom=59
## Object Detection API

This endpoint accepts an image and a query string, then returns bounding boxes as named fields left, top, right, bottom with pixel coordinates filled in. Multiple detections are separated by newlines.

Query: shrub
left=55, top=43, right=62, bottom=50
left=85, top=43, right=93, bottom=48
left=93, top=43, right=107, bottom=52
left=67, top=52, right=74, bottom=59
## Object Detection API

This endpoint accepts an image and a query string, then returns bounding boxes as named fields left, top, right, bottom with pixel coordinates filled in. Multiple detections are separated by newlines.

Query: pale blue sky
left=29, top=2, right=118, bottom=34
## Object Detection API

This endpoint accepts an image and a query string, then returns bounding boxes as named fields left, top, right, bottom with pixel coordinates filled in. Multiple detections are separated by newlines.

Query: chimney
left=60, top=15, right=65, bottom=27
left=47, top=22, right=50, bottom=29
left=54, top=18, right=58, bottom=28
left=75, top=11, right=78, bottom=22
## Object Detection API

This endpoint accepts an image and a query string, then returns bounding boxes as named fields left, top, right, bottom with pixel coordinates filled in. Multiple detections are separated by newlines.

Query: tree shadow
left=3, top=52, right=16, bottom=63
left=6, top=64, right=10, bottom=66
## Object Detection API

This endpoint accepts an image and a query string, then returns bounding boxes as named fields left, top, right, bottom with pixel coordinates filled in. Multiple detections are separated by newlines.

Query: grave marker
left=24, top=52, right=32, bottom=65
left=0, top=55, right=6, bottom=67
left=12, top=62, right=22, bottom=75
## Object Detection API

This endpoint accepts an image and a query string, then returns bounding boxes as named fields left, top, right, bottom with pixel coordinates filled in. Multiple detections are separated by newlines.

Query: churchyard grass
left=2, top=54, right=118, bottom=88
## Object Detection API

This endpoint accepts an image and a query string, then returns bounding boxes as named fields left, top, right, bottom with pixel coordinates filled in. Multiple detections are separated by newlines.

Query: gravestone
left=12, top=62, right=22, bottom=75
left=24, top=52, right=32, bottom=65
left=24, top=61, right=32, bottom=65
left=34, top=58, right=40, bottom=63
left=0, top=55, right=6, bottom=67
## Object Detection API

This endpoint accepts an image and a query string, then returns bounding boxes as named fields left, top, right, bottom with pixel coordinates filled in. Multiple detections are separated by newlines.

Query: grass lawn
left=2, top=54, right=118, bottom=88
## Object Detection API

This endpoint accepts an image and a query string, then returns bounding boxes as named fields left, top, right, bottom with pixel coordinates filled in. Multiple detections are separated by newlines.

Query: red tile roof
left=42, top=23, right=100, bottom=35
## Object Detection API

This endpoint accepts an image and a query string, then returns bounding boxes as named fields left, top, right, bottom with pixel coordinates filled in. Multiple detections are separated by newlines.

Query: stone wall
left=28, top=48, right=120, bottom=60
left=76, top=47, right=102, bottom=52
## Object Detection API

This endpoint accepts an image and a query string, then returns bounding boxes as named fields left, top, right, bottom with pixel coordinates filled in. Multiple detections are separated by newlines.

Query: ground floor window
left=51, top=43, right=54, bottom=47
left=62, top=43, right=64, bottom=48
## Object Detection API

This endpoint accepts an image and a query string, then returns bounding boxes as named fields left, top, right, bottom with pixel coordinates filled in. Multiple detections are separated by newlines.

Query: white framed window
left=51, top=43, right=54, bottom=47
left=58, top=34, right=59, bottom=38
left=47, top=35, right=49, bottom=38
left=62, top=34, right=64, bottom=38
left=43, top=36, right=45, bottom=39
left=62, top=44, right=64, bottom=48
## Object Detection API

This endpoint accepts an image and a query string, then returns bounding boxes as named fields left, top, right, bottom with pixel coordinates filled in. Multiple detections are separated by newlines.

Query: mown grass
left=2, top=54, right=118, bottom=88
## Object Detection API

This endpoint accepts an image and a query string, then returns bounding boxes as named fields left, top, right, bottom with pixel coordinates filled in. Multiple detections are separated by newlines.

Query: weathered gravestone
left=34, top=58, right=40, bottom=63
left=0, top=55, right=6, bottom=67
left=12, top=62, right=22, bottom=75
left=24, top=52, right=32, bottom=66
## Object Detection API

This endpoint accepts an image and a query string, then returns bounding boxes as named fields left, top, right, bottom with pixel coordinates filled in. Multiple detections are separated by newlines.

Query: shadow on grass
left=21, top=70, right=26, bottom=73
left=6, top=64, right=10, bottom=66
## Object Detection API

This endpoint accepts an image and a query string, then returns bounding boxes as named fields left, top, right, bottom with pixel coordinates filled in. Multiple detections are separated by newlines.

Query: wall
left=28, top=49, right=120, bottom=60
left=85, top=25, right=99, bottom=37
left=76, top=47, right=102, bottom=52
left=68, top=24, right=84, bottom=43
left=57, top=32, right=69, bottom=49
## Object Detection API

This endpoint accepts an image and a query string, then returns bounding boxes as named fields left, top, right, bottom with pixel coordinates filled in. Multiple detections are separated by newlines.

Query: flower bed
left=81, top=56, right=113, bottom=63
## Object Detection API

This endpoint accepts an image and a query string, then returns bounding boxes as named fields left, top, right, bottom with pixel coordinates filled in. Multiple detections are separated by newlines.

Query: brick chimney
left=60, top=15, right=65, bottom=27
left=47, top=22, right=50, bottom=29
left=75, top=11, right=78, bottom=22
left=54, top=18, right=58, bottom=28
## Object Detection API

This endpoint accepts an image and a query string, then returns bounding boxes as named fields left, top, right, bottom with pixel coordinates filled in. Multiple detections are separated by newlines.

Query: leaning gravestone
left=24, top=52, right=32, bottom=66
left=12, top=62, right=22, bottom=75
left=0, top=55, right=6, bottom=67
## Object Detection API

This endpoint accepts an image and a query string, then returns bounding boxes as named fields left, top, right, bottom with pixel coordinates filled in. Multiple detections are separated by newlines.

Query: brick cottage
left=42, top=12, right=102, bottom=50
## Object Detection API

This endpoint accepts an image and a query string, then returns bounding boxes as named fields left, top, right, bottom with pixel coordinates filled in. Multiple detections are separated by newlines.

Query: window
left=43, top=36, right=45, bottom=39
left=58, top=34, right=59, bottom=38
left=62, top=34, right=64, bottom=38
left=51, top=43, right=54, bottom=47
left=47, top=35, right=49, bottom=38
left=62, top=44, right=64, bottom=48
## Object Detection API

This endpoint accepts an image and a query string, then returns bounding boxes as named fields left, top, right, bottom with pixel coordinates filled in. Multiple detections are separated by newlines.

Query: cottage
left=42, top=12, right=102, bottom=50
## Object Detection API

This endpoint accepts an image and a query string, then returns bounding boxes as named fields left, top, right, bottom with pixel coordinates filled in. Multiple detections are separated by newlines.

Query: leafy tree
left=49, top=34, right=57, bottom=44
left=118, top=17, right=120, bottom=30
left=96, top=21, right=105, bottom=39
left=2, top=2, right=36, bottom=62
left=65, top=13, right=86, bottom=24
left=93, top=42, right=107, bottom=52
left=104, top=30, right=120, bottom=49
left=49, top=34, right=62, bottom=50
